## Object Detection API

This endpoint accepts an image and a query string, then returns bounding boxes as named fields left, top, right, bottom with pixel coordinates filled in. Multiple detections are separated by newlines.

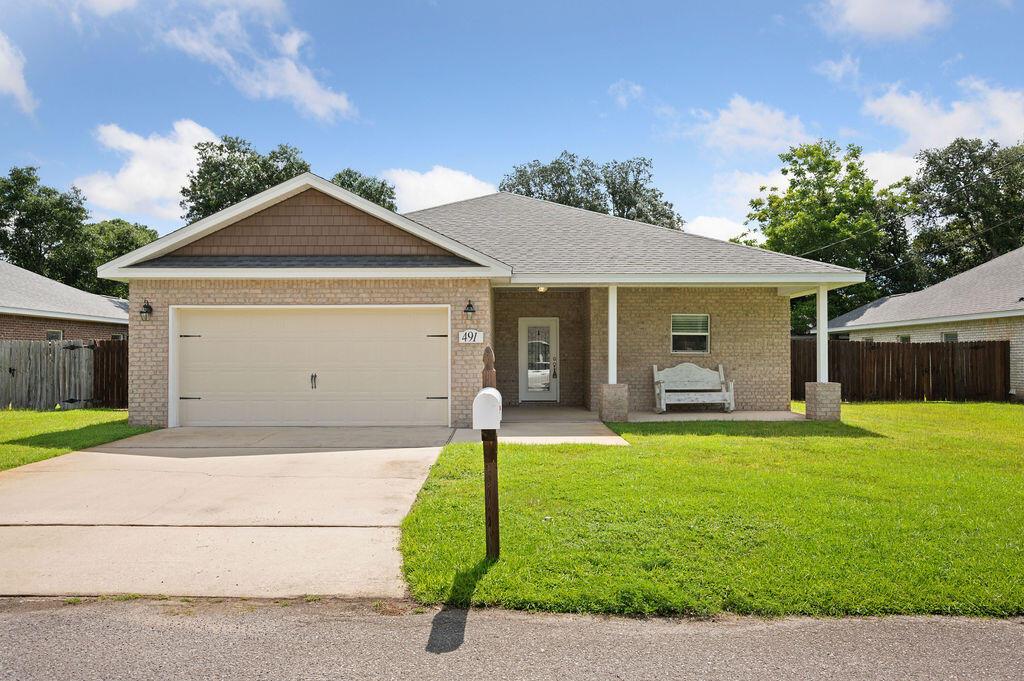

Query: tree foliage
left=910, top=138, right=1024, bottom=285
left=180, top=136, right=311, bottom=223
left=743, top=141, right=917, bottom=332
left=330, top=168, right=398, bottom=211
left=0, top=167, right=156, bottom=298
left=500, top=150, right=683, bottom=229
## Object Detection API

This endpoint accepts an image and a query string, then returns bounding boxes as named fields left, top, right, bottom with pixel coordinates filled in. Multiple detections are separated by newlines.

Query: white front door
left=518, top=317, right=559, bottom=402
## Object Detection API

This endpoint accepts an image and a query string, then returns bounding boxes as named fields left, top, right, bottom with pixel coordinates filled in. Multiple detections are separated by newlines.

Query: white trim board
left=166, top=304, right=452, bottom=428
left=0, top=305, right=127, bottom=325
left=98, top=173, right=511, bottom=279
left=823, top=308, right=1024, bottom=334
left=101, top=266, right=508, bottom=281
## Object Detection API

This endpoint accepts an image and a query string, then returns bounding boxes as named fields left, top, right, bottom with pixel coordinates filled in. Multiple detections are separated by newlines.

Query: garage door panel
left=176, top=307, right=449, bottom=426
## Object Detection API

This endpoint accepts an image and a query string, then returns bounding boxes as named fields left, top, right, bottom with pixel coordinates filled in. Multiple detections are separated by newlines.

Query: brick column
left=599, top=384, right=629, bottom=422
left=805, top=382, right=841, bottom=421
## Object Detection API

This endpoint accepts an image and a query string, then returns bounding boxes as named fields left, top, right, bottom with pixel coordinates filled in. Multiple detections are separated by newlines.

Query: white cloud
left=381, top=166, right=496, bottom=213
left=818, top=0, right=950, bottom=39
left=74, top=119, right=218, bottom=221
left=74, top=0, right=139, bottom=17
left=164, top=10, right=355, bottom=122
left=694, top=95, right=812, bottom=153
left=0, top=31, right=37, bottom=114
left=684, top=216, right=748, bottom=242
left=814, top=53, right=860, bottom=86
left=608, top=79, right=644, bottom=108
left=861, top=151, right=919, bottom=187
left=863, top=77, right=1024, bottom=151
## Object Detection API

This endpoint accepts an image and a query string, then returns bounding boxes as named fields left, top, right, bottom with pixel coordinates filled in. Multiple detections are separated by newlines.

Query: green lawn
left=401, top=402, right=1024, bottom=617
left=0, top=409, right=157, bottom=471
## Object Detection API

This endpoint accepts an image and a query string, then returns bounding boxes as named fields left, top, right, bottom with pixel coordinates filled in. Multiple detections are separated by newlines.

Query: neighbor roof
left=1, top=260, right=128, bottom=324
left=407, top=192, right=861, bottom=278
left=829, top=245, right=1024, bottom=331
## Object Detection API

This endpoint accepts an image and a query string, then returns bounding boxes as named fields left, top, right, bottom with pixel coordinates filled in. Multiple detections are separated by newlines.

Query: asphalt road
left=1, top=598, right=1021, bottom=680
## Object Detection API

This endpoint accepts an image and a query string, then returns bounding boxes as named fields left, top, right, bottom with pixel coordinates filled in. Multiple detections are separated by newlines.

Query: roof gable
left=99, top=174, right=510, bottom=279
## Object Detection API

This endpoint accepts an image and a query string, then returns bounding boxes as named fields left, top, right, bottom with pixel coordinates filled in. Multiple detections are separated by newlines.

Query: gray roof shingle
left=829, top=245, right=1024, bottom=329
left=0, top=260, right=128, bottom=321
left=405, top=192, right=860, bottom=275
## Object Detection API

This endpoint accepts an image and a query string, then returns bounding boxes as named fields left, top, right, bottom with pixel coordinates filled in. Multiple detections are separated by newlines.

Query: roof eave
left=99, top=265, right=510, bottom=281
left=824, top=307, right=1024, bottom=333
left=0, top=305, right=128, bottom=325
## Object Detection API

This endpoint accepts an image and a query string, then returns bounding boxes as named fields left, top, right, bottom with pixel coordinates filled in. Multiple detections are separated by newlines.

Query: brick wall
left=0, top=312, right=127, bottom=341
left=492, top=289, right=589, bottom=406
left=589, top=287, right=792, bottom=412
left=127, top=278, right=491, bottom=427
left=845, top=316, right=1024, bottom=398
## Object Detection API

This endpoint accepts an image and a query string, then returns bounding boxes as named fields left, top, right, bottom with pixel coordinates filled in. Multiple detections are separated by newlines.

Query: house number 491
left=459, top=329, right=484, bottom=343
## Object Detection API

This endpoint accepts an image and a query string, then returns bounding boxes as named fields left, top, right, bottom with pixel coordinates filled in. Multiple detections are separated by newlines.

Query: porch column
left=806, top=284, right=841, bottom=421
left=816, top=284, right=828, bottom=382
left=608, top=284, right=617, bottom=384
left=599, top=285, right=629, bottom=421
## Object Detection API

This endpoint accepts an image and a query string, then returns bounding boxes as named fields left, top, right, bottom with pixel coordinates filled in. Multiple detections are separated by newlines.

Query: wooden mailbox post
left=478, top=346, right=500, bottom=560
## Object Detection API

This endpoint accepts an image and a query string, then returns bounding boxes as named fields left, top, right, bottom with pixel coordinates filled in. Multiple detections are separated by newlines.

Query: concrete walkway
left=0, top=427, right=450, bottom=598
left=452, top=405, right=629, bottom=446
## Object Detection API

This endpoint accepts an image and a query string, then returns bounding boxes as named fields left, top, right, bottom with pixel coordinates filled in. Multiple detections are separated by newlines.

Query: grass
left=0, top=409, right=156, bottom=471
left=401, top=401, right=1024, bottom=617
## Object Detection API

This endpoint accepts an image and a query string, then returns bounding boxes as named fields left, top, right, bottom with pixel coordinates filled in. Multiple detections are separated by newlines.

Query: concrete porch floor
left=500, top=404, right=805, bottom=423
left=451, top=405, right=629, bottom=446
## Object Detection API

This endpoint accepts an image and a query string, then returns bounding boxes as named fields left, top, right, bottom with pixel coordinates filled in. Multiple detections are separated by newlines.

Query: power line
left=866, top=214, right=1020, bottom=281
left=797, top=147, right=1024, bottom=258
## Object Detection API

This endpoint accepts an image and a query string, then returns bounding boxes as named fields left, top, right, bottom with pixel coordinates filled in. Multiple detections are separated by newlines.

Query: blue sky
left=1, top=0, right=1022, bottom=238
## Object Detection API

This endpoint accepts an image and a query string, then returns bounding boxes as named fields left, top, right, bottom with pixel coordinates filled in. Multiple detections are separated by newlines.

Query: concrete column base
left=805, top=382, right=841, bottom=421
left=599, top=384, right=629, bottom=422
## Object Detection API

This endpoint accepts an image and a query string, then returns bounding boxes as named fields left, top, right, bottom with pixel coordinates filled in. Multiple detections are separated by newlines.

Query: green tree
left=910, top=138, right=1024, bottom=285
left=330, top=168, right=398, bottom=211
left=744, top=141, right=917, bottom=332
left=0, top=166, right=90, bottom=284
left=601, top=157, right=684, bottom=229
left=79, top=219, right=158, bottom=297
left=500, top=151, right=608, bottom=213
left=180, top=136, right=310, bottom=223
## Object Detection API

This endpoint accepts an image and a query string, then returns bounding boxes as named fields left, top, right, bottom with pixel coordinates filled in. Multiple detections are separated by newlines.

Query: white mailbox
left=472, top=387, right=502, bottom=430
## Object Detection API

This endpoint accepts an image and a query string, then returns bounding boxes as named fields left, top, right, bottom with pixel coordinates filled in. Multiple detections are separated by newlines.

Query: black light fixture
left=464, top=300, right=476, bottom=319
left=140, top=299, right=153, bottom=321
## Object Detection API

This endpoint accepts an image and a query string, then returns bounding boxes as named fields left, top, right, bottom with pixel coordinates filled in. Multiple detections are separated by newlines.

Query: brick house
left=99, top=173, right=862, bottom=428
left=827, top=246, right=1024, bottom=400
left=1, top=260, right=128, bottom=341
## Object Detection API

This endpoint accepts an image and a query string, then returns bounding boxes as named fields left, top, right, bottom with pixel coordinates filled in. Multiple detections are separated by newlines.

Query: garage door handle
left=311, top=373, right=317, bottom=390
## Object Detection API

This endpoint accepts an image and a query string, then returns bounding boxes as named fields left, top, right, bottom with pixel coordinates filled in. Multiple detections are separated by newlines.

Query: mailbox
left=472, top=387, right=502, bottom=430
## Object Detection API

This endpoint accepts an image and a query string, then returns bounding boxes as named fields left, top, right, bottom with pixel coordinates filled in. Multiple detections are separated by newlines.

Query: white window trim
left=942, top=332, right=959, bottom=342
left=45, top=330, right=63, bottom=341
left=111, top=333, right=125, bottom=340
left=670, top=313, right=710, bottom=354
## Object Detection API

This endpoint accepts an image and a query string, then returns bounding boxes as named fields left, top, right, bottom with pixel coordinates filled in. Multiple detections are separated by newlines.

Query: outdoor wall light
left=140, top=300, right=153, bottom=321
left=537, top=286, right=548, bottom=293
left=464, top=300, right=476, bottom=319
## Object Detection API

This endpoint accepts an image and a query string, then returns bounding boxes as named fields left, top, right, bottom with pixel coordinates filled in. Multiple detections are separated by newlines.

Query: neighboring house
left=99, top=173, right=863, bottom=428
left=0, top=260, right=129, bottom=341
left=827, top=245, right=1024, bottom=400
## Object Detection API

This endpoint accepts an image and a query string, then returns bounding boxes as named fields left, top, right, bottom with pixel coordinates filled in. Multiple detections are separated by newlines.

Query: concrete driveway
left=0, top=427, right=451, bottom=598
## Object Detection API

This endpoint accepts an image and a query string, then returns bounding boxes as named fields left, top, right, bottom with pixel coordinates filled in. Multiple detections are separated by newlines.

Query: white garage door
left=175, top=307, right=449, bottom=426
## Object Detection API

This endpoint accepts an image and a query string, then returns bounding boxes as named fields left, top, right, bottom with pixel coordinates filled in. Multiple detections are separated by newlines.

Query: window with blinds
left=670, top=314, right=709, bottom=353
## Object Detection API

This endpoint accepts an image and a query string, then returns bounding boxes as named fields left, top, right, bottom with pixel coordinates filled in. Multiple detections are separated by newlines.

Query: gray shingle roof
left=131, top=254, right=477, bottom=268
left=829, top=245, right=1024, bottom=330
left=0, top=260, right=128, bottom=321
left=405, top=192, right=859, bottom=275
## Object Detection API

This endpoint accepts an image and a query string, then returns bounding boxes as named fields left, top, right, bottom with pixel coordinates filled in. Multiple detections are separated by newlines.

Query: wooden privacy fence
left=792, top=339, right=1011, bottom=402
left=0, top=339, right=128, bottom=410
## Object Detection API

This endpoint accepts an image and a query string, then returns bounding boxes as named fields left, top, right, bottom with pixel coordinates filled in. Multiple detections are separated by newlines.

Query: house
left=827, top=245, right=1024, bottom=401
left=98, top=173, right=863, bottom=427
left=1, top=260, right=129, bottom=341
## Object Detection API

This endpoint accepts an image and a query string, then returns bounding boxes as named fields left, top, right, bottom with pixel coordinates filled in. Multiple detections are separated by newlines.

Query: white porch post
left=608, top=285, right=618, bottom=384
left=816, top=284, right=828, bottom=382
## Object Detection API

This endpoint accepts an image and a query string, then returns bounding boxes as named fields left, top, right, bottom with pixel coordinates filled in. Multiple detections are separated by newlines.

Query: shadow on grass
left=5, top=420, right=139, bottom=449
left=425, top=557, right=494, bottom=654
left=608, top=420, right=884, bottom=439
